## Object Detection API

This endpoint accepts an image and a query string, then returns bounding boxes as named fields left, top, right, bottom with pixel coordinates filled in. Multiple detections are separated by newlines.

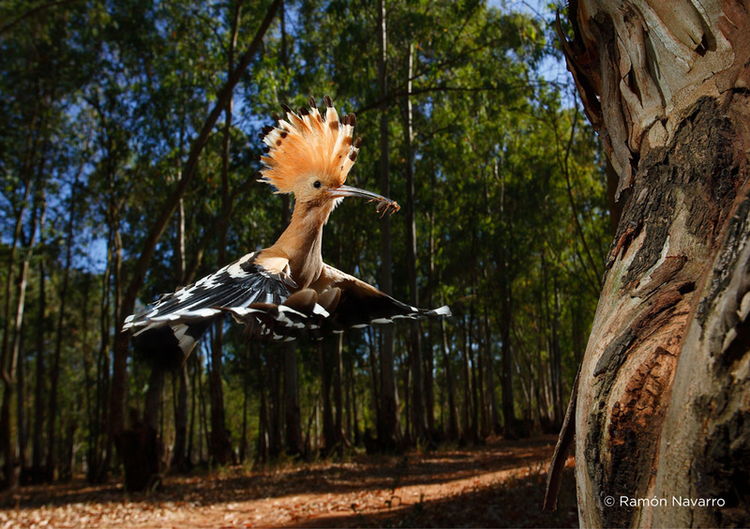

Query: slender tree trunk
left=171, top=363, right=189, bottom=472
left=441, top=317, right=459, bottom=440
left=375, top=0, right=399, bottom=452
left=319, top=341, right=336, bottom=455
left=550, top=274, right=563, bottom=428
left=171, top=137, right=189, bottom=471
left=46, top=178, right=76, bottom=480
left=497, top=167, right=516, bottom=438
left=206, top=0, right=243, bottom=468
left=267, top=352, right=282, bottom=459
left=2, top=184, right=41, bottom=489
left=239, top=345, right=249, bottom=462
left=144, top=367, right=165, bottom=434
left=484, top=308, right=499, bottom=433
left=207, top=336, right=232, bottom=464
left=17, top=194, right=46, bottom=477
left=425, top=187, right=438, bottom=435
left=401, top=42, right=425, bottom=443
left=87, top=230, right=112, bottom=484
left=541, top=249, right=563, bottom=429
left=108, top=0, right=282, bottom=453
left=32, top=223, right=46, bottom=480
left=367, top=328, right=380, bottom=431
left=459, top=316, right=472, bottom=443
left=196, top=351, right=209, bottom=463
left=16, top=320, right=27, bottom=477
left=560, top=1, right=750, bottom=526
left=468, top=308, right=480, bottom=442
left=347, top=353, right=359, bottom=443
left=0, top=164, right=34, bottom=489
left=499, top=271, right=516, bottom=438
left=332, top=334, right=344, bottom=454
left=283, top=343, right=302, bottom=455
left=255, top=347, right=269, bottom=463
left=187, top=352, right=198, bottom=464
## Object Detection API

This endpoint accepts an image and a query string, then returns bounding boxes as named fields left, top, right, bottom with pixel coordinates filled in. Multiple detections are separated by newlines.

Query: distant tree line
left=0, top=0, right=609, bottom=490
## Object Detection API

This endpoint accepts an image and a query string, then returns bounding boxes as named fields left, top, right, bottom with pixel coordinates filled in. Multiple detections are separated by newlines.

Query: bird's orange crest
left=258, top=96, right=362, bottom=194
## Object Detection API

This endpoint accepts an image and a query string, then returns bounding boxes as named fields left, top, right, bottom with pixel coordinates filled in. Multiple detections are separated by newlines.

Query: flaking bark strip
left=607, top=221, right=641, bottom=269
left=632, top=255, right=687, bottom=299
left=619, top=98, right=737, bottom=289
left=693, top=411, right=750, bottom=527
left=689, top=189, right=750, bottom=529
left=697, top=197, right=750, bottom=327
left=586, top=289, right=684, bottom=511
left=594, top=290, right=682, bottom=379
left=607, top=346, right=676, bottom=527
left=594, top=329, right=636, bottom=377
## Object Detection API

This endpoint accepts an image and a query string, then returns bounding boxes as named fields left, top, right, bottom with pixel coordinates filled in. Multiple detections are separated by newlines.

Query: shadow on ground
left=1, top=438, right=556, bottom=510
left=291, top=465, right=578, bottom=528
left=1, top=436, right=578, bottom=528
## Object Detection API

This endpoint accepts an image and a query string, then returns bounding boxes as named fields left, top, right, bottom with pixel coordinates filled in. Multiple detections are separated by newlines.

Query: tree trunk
left=171, top=179, right=189, bottom=472
left=319, top=341, right=336, bottom=455
left=206, top=0, right=243, bottom=468
left=402, top=42, right=426, bottom=443
left=561, top=1, right=750, bottom=526
left=239, top=357, right=249, bottom=463
left=441, top=317, right=459, bottom=440
left=332, top=334, right=345, bottom=455
left=108, top=0, right=282, bottom=449
left=498, top=166, right=516, bottom=439
left=283, top=343, right=302, bottom=456
left=144, top=366, right=166, bottom=435
left=375, top=0, right=400, bottom=453
left=459, top=316, right=472, bottom=443
left=267, top=352, right=282, bottom=459
left=31, top=226, right=46, bottom=481
left=171, top=362, right=189, bottom=472
left=1, top=187, right=40, bottom=489
left=377, top=0, right=398, bottom=451
left=483, top=308, right=500, bottom=433
left=196, top=351, right=209, bottom=463
left=46, top=177, right=76, bottom=480
left=16, top=316, right=27, bottom=477
left=255, top=346, right=269, bottom=463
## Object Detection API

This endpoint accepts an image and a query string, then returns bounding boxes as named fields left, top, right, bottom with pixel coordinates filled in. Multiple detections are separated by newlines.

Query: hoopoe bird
left=124, top=96, right=450, bottom=358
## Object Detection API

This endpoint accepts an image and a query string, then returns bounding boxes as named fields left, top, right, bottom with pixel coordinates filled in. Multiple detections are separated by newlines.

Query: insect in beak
left=329, top=185, right=400, bottom=217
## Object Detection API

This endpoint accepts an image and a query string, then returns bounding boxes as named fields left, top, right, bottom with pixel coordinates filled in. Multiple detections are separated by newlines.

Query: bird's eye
left=313, top=180, right=322, bottom=188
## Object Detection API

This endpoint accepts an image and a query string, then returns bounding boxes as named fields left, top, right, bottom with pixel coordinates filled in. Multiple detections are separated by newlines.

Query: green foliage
left=0, top=0, right=608, bottom=472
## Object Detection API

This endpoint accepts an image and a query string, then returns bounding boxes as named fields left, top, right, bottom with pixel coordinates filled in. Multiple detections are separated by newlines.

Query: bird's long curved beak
left=329, top=185, right=400, bottom=216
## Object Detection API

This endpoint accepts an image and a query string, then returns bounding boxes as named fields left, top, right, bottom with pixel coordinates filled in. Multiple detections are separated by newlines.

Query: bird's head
left=258, top=96, right=400, bottom=216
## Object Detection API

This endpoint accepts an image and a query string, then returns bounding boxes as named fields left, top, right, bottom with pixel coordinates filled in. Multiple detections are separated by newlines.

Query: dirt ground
left=0, top=436, right=578, bottom=528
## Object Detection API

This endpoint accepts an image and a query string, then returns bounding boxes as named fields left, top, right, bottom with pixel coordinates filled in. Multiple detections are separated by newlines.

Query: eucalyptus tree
left=560, top=1, right=750, bottom=526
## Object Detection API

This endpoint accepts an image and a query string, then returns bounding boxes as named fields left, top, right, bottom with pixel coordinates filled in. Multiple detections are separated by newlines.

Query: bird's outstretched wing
left=123, top=251, right=297, bottom=361
left=224, top=264, right=451, bottom=340
left=125, top=257, right=451, bottom=358
left=316, top=264, right=451, bottom=331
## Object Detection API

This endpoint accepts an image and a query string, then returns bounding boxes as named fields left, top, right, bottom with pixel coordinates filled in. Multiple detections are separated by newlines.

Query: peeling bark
left=562, top=1, right=750, bottom=526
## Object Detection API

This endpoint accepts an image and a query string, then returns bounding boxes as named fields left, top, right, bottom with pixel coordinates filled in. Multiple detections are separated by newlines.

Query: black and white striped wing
left=216, top=264, right=451, bottom=341
left=320, top=264, right=451, bottom=331
left=123, top=252, right=295, bottom=359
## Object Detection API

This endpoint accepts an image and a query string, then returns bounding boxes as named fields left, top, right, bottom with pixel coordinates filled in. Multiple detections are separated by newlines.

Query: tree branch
left=120, top=0, right=282, bottom=317
left=0, top=0, right=81, bottom=36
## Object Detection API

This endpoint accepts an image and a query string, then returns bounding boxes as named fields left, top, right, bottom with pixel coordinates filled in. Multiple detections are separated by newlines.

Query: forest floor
left=0, top=436, right=577, bottom=528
